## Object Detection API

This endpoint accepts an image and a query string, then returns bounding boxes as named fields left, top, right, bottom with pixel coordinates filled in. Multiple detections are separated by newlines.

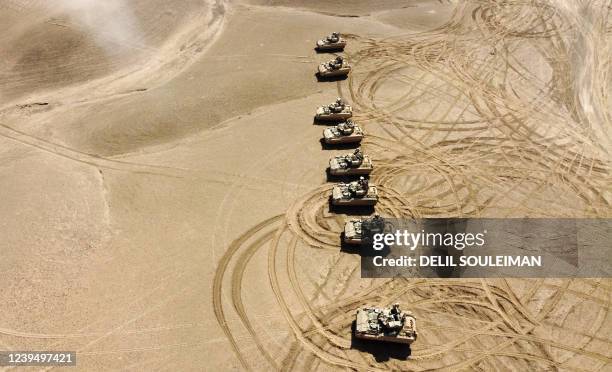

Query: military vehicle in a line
left=323, top=120, right=363, bottom=144
left=318, top=56, right=351, bottom=78
left=343, top=214, right=385, bottom=245
left=315, top=97, right=353, bottom=121
left=329, top=148, right=372, bottom=176
left=331, top=177, right=378, bottom=206
left=316, top=32, right=346, bottom=51
left=355, top=304, right=417, bottom=344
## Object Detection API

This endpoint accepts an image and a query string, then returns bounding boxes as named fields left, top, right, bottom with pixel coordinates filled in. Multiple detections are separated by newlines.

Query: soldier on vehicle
left=327, top=32, right=340, bottom=43
left=341, top=148, right=363, bottom=168
left=351, top=148, right=364, bottom=161
left=350, top=176, right=368, bottom=197
left=329, top=97, right=345, bottom=112
left=329, top=56, right=344, bottom=69
left=337, top=119, right=355, bottom=135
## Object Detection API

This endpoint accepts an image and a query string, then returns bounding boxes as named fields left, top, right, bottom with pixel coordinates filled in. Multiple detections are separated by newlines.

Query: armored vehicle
left=316, top=32, right=346, bottom=51
left=318, top=56, right=351, bottom=77
left=329, top=148, right=372, bottom=176
left=331, top=177, right=378, bottom=206
left=355, top=304, right=417, bottom=344
left=323, top=120, right=363, bottom=144
left=343, top=214, right=385, bottom=245
left=315, top=98, right=353, bottom=121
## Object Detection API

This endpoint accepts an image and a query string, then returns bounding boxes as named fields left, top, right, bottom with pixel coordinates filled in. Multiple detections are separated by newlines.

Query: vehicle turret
left=355, top=304, right=417, bottom=344
left=316, top=32, right=347, bottom=51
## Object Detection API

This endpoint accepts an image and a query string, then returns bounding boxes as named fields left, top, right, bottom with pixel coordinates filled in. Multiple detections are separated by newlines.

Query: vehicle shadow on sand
left=315, top=73, right=349, bottom=82
left=327, top=203, right=374, bottom=216
left=319, top=138, right=361, bottom=150
left=325, top=168, right=367, bottom=182
left=350, top=321, right=412, bottom=362
left=312, top=118, right=340, bottom=126
left=313, top=48, right=343, bottom=55
left=339, top=235, right=361, bottom=254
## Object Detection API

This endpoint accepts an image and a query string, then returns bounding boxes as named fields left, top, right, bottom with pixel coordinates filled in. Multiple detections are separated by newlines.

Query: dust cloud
left=52, top=0, right=143, bottom=52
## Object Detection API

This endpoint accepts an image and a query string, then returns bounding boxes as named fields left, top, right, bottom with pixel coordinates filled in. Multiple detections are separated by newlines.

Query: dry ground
left=0, top=0, right=611, bottom=371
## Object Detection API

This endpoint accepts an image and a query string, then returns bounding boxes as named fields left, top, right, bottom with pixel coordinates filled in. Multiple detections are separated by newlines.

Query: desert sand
left=0, top=0, right=611, bottom=370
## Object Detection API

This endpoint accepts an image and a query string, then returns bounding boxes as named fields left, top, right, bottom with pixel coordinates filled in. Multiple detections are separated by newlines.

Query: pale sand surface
left=0, top=0, right=611, bottom=370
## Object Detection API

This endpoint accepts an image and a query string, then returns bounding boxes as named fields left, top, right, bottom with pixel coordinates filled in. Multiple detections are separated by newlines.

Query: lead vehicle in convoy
left=323, top=120, right=363, bottom=144
left=318, top=56, right=351, bottom=77
left=315, top=98, right=353, bottom=121
left=355, top=304, right=417, bottom=344
left=343, top=214, right=385, bottom=245
left=329, top=148, right=372, bottom=176
left=316, top=32, right=346, bottom=51
left=331, top=177, right=378, bottom=206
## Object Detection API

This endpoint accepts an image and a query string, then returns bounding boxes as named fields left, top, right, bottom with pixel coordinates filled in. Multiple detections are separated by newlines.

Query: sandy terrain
left=0, top=0, right=611, bottom=371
